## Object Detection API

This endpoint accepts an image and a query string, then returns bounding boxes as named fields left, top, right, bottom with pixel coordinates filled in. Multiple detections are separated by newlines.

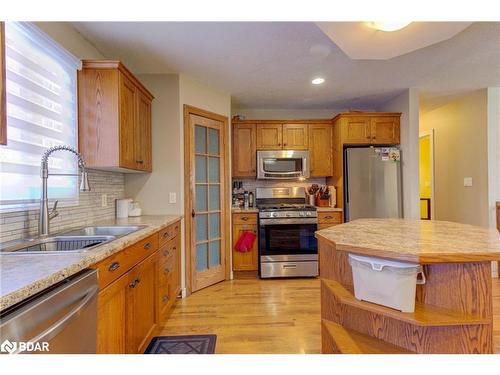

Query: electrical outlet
left=101, top=194, right=108, bottom=207
left=463, top=177, right=473, bottom=187
left=169, top=192, right=177, bottom=204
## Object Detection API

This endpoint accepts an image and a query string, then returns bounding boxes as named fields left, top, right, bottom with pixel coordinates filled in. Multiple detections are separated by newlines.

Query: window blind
left=0, top=22, right=81, bottom=208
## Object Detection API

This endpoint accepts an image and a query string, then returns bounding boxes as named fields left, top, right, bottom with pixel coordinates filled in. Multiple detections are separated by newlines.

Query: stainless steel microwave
left=257, top=150, right=310, bottom=180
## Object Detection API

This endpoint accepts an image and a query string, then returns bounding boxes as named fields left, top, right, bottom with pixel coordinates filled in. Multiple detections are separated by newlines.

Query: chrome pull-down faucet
left=39, top=145, right=91, bottom=237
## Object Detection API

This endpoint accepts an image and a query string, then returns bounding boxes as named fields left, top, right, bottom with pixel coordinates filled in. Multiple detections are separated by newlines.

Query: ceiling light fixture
left=367, top=21, right=412, bottom=32
left=311, top=77, right=325, bottom=85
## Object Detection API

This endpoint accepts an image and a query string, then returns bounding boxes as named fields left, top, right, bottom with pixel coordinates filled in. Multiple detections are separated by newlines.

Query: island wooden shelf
left=317, top=218, right=500, bottom=354
left=322, top=319, right=412, bottom=354
left=323, top=279, right=490, bottom=327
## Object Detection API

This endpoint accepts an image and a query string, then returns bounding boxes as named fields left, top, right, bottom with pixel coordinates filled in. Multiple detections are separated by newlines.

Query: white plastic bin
left=348, top=253, right=425, bottom=313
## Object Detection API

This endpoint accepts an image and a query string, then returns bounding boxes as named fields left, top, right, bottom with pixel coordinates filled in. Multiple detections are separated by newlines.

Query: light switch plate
left=463, top=177, right=473, bottom=187
left=169, top=192, right=177, bottom=204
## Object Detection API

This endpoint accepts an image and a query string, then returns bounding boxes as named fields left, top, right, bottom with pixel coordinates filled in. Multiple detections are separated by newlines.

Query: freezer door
left=345, top=147, right=402, bottom=221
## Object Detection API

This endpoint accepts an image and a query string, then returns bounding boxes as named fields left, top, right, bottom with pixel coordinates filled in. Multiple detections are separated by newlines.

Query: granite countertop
left=316, top=218, right=500, bottom=263
left=232, top=207, right=342, bottom=213
left=232, top=207, right=259, bottom=213
left=0, top=215, right=182, bottom=311
left=316, top=207, right=343, bottom=212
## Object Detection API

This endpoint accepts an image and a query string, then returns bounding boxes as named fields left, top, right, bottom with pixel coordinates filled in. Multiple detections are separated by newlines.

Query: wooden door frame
left=183, top=104, right=230, bottom=295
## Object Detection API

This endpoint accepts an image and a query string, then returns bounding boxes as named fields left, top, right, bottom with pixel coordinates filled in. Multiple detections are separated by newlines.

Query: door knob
left=191, top=209, right=195, bottom=217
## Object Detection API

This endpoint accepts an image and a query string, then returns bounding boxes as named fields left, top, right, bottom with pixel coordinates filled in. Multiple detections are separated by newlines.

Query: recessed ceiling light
left=312, top=77, right=325, bottom=85
left=367, top=22, right=412, bottom=32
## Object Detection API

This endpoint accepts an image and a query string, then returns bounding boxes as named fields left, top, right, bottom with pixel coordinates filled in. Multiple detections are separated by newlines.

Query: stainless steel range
left=256, top=187, right=318, bottom=278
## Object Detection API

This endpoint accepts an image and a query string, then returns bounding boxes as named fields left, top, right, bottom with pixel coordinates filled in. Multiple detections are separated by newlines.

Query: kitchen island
left=316, top=218, right=500, bottom=354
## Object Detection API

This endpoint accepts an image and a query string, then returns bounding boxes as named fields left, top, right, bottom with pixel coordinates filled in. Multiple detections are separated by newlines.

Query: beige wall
left=378, top=89, right=421, bottom=219
left=125, top=74, right=181, bottom=214
left=420, top=89, right=489, bottom=227
left=35, top=22, right=104, bottom=59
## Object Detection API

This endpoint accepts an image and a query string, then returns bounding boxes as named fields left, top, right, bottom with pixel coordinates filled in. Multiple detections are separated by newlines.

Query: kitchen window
left=0, top=22, right=81, bottom=209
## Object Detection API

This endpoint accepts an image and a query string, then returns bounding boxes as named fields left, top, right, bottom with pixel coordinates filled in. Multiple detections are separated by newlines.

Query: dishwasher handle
left=14, top=284, right=98, bottom=354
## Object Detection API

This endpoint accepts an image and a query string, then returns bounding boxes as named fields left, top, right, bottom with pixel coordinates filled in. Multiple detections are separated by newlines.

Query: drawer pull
left=324, top=215, right=333, bottom=219
left=241, top=217, right=249, bottom=221
left=144, top=242, right=152, bottom=250
left=162, top=295, right=169, bottom=303
left=163, top=232, right=170, bottom=238
left=164, top=267, right=171, bottom=274
left=108, top=262, right=120, bottom=272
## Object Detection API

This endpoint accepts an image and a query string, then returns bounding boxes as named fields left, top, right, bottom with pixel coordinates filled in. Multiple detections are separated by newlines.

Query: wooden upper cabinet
left=336, top=113, right=401, bottom=145
left=343, top=116, right=371, bottom=144
left=309, top=124, right=333, bottom=177
left=256, top=123, right=282, bottom=150
left=282, top=123, right=308, bottom=149
left=78, top=60, right=154, bottom=172
left=232, top=123, right=256, bottom=177
left=136, top=90, right=153, bottom=172
left=119, top=74, right=138, bottom=169
left=370, top=116, right=400, bottom=144
left=0, top=22, right=6, bottom=146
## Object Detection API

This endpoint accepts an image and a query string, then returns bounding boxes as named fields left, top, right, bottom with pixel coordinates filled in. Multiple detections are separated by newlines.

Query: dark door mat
left=144, top=335, right=217, bottom=354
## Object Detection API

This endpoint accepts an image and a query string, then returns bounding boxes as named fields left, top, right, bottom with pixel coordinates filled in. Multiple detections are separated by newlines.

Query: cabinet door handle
left=129, top=278, right=140, bottom=288
left=162, top=295, right=170, bottom=303
left=163, top=250, right=170, bottom=257
left=136, top=160, right=144, bottom=164
left=144, top=242, right=152, bottom=250
left=164, top=267, right=171, bottom=274
left=108, top=262, right=120, bottom=272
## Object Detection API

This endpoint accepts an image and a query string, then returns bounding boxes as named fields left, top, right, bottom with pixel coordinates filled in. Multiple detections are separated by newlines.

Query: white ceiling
left=71, top=22, right=500, bottom=109
left=316, top=22, right=472, bottom=60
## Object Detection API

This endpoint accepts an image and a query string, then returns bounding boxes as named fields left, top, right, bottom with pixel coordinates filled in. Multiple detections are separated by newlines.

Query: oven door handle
left=259, top=218, right=318, bottom=226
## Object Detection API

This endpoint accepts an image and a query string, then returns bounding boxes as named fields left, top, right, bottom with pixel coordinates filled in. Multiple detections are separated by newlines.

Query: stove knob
left=299, top=212, right=305, bottom=217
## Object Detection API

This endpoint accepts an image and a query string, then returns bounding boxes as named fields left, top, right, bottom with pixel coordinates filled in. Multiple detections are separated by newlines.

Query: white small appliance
left=116, top=198, right=133, bottom=218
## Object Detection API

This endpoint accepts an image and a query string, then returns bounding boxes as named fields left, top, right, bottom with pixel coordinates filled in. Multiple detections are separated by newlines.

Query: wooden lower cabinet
left=95, top=219, right=181, bottom=354
left=232, top=213, right=258, bottom=271
left=126, top=253, right=158, bottom=354
left=96, top=272, right=128, bottom=354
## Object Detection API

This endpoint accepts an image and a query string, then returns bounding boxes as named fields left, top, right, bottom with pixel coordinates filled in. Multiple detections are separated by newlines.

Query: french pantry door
left=184, top=105, right=230, bottom=293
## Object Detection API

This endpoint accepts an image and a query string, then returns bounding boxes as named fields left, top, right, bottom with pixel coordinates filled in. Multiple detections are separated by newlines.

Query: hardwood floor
left=159, top=276, right=500, bottom=354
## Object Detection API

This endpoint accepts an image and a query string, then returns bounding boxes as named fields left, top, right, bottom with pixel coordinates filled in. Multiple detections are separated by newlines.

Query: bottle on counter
left=244, top=191, right=249, bottom=209
left=248, top=191, right=254, bottom=207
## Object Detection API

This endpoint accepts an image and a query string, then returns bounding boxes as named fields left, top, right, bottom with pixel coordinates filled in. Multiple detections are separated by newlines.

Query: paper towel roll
left=116, top=198, right=132, bottom=218
left=328, top=186, right=337, bottom=208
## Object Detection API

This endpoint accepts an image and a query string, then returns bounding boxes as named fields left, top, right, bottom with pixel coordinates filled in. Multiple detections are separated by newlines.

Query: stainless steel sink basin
left=0, top=235, right=116, bottom=254
left=59, top=225, right=147, bottom=237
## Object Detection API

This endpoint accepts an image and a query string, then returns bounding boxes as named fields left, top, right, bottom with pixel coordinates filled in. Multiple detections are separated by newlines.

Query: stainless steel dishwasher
left=0, top=269, right=98, bottom=354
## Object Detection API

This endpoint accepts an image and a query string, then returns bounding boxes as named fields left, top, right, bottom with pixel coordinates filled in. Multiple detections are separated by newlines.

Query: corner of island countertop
left=0, top=214, right=183, bottom=312
left=315, top=218, right=500, bottom=263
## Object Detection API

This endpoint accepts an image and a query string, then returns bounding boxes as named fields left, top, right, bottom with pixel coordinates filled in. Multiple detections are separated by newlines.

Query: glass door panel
left=193, top=119, right=223, bottom=281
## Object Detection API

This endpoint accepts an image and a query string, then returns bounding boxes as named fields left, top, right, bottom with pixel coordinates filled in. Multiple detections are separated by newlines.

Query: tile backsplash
left=0, top=169, right=125, bottom=244
left=235, top=177, right=327, bottom=195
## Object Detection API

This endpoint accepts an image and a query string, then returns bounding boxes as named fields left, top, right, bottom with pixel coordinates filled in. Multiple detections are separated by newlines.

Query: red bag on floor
left=235, top=231, right=256, bottom=253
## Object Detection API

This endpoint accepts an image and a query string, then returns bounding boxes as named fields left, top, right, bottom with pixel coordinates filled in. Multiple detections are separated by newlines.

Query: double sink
left=0, top=225, right=147, bottom=254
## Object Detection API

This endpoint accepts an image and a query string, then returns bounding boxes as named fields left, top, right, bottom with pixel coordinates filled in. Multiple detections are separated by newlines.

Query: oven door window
left=262, top=158, right=302, bottom=173
left=260, top=223, right=317, bottom=255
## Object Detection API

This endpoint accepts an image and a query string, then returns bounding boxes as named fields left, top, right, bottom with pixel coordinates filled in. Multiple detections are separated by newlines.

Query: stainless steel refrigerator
left=344, top=146, right=403, bottom=221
